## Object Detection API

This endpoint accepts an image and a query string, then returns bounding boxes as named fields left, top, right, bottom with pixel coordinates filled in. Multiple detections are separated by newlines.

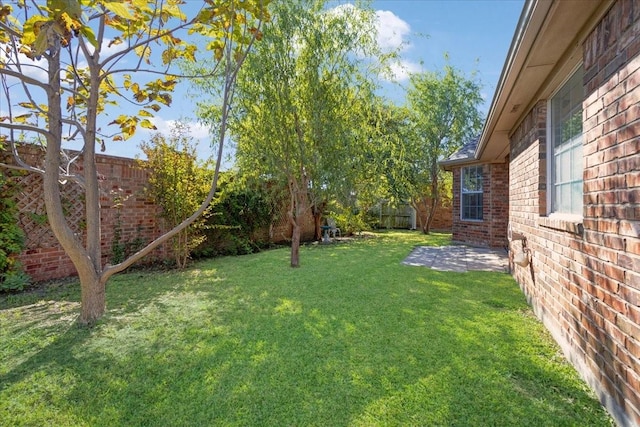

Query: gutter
left=474, top=0, right=537, bottom=159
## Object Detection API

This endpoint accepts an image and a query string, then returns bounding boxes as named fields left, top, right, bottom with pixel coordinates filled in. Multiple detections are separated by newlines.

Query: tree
left=223, top=0, right=384, bottom=267
left=398, top=64, right=483, bottom=233
left=329, top=97, right=401, bottom=234
left=139, top=121, right=213, bottom=268
left=0, top=0, right=270, bottom=324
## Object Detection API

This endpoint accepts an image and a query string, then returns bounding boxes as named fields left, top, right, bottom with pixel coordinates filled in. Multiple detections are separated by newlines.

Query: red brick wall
left=509, top=1, right=640, bottom=424
left=9, top=148, right=316, bottom=282
left=415, top=199, right=453, bottom=231
left=451, top=162, right=509, bottom=248
left=12, top=149, right=170, bottom=282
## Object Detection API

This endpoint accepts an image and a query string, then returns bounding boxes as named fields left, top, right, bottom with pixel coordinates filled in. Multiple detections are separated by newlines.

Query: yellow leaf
left=22, top=16, right=50, bottom=46
left=140, top=119, right=157, bottom=130
left=132, top=0, right=150, bottom=11
left=134, top=45, right=151, bottom=64
left=108, top=37, right=123, bottom=47
left=138, top=109, right=153, bottom=117
left=134, top=90, right=147, bottom=103
left=122, top=124, right=136, bottom=140
left=102, top=2, right=134, bottom=20
left=14, top=113, right=33, bottom=123
left=109, top=115, right=128, bottom=125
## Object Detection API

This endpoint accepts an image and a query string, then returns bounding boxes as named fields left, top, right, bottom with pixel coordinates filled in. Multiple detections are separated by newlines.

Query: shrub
left=138, top=122, right=213, bottom=268
left=193, top=173, right=273, bottom=258
left=0, top=169, right=30, bottom=291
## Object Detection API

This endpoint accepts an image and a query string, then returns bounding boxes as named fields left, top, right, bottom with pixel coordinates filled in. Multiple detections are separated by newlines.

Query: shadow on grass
left=0, top=232, right=612, bottom=425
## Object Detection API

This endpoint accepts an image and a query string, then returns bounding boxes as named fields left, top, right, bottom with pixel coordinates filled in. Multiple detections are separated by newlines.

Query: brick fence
left=5, top=147, right=170, bottom=282
left=4, top=145, right=453, bottom=283
left=1, top=146, right=328, bottom=282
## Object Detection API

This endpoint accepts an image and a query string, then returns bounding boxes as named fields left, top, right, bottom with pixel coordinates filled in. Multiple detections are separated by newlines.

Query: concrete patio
left=402, top=245, right=509, bottom=273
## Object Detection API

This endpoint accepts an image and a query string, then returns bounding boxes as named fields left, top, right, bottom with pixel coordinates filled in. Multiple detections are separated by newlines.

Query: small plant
left=0, top=169, right=30, bottom=292
left=138, top=121, right=213, bottom=268
left=0, top=268, right=30, bottom=292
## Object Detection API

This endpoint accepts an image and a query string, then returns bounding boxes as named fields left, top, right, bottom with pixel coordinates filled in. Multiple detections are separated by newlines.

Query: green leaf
left=80, top=25, right=98, bottom=48
left=33, top=30, right=49, bottom=56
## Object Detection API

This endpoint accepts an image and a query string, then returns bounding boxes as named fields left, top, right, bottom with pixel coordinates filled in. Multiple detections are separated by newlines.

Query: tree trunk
left=311, top=201, right=325, bottom=241
left=424, top=195, right=438, bottom=234
left=290, top=188, right=306, bottom=268
left=291, top=221, right=301, bottom=267
left=424, top=177, right=440, bottom=234
left=78, top=269, right=105, bottom=324
left=288, top=174, right=308, bottom=268
left=411, top=197, right=430, bottom=234
left=43, top=47, right=106, bottom=324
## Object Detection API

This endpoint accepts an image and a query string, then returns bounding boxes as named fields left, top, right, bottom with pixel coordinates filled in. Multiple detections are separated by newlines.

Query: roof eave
left=474, top=0, right=538, bottom=161
left=474, top=0, right=612, bottom=164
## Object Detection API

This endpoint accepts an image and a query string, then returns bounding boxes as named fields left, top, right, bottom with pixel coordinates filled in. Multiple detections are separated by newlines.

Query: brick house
left=441, top=0, right=640, bottom=425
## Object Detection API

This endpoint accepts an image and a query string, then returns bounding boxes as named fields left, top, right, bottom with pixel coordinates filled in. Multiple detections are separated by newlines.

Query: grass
left=0, top=231, right=613, bottom=426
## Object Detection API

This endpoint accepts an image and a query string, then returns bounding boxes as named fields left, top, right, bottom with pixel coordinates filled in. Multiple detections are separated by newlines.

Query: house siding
left=451, top=162, right=509, bottom=248
left=509, top=1, right=640, bottom=424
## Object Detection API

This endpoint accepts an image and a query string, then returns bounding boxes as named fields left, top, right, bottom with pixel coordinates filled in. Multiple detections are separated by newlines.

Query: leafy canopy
left=0, top=0, right=270, bottom=145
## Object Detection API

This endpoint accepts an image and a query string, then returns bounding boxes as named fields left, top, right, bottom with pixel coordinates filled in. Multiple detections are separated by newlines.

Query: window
left=461, top=165, right=483, bottom=220
left=549, top=66, right=584, bottom=215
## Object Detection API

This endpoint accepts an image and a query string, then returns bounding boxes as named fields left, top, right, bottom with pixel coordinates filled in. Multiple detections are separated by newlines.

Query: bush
left=0, top=268, right=30, bottom=292
left=138, top=123, right=213, bottom=268
left=0, top=170, right=30, bottom=292
left=193, top=174, right=273, bottom=258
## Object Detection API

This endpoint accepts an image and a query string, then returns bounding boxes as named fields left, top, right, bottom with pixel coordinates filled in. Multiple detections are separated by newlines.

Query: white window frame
left=547, top=64, right=584, bottom=218
left=460, top=165, right=483, bottom=221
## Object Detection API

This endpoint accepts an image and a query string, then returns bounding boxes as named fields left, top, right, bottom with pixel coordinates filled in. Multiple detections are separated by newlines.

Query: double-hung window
left=461, top=165, right=483, bottom=220
left=549, top=66, right=584, bottom=215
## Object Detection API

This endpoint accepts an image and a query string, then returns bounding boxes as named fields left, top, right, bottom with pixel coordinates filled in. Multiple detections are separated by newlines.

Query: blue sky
left=370, top=0, right=524, bottom=108
left=154, top=0, right=525, bottom=162
left=3, top=0, right=525, bottom=161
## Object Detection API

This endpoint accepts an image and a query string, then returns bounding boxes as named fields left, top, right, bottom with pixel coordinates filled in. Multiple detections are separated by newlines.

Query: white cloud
left=386, top=60, right=422, bottom=82
left=0, top=43, right=49, bottom=84
left=138, top=116, right=226, bottom=162
left=147, top=117, right=210, bottom=140
left=375, top=10, right=411, bottom=52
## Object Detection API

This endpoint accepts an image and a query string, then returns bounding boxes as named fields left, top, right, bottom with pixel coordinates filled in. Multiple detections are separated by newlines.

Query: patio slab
left=402, top=245, right=509, bottom=273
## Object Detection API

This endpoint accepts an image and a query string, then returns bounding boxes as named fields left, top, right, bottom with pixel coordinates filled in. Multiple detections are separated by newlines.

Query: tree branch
left=101, top=4, right=264, bottom=281
left=0, top=66, right=49, bottom=90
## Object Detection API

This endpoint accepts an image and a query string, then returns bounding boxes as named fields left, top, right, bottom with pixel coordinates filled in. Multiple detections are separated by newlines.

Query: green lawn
left=0, top=231, right=612, bottom=426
